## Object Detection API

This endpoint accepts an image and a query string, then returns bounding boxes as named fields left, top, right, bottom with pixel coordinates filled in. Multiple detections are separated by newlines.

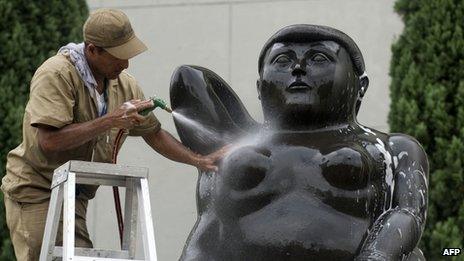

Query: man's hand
left=106, top=99, right=153, bottom=129
left=195, top=145, right=232, bottom=172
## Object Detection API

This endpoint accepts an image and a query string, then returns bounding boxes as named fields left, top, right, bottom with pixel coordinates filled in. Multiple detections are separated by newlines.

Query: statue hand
left=170, top=65, right=259, bottom=155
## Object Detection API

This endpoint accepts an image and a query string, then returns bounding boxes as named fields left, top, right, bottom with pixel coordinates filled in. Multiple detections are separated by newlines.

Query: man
left=1, top=8, right=226, bottom=261
left=170, top=25, right=427, bottom=260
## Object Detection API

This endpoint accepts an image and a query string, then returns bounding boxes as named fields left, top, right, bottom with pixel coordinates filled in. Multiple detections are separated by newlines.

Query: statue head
left=257, top=24, right=369, bottom=130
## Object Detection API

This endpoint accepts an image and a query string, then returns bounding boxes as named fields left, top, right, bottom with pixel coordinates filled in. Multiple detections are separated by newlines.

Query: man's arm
left=357, top=134, right=428, bottom=260
left=38, top=99, right=152, bottom=153
left=142, top=129, right=228, bottom=172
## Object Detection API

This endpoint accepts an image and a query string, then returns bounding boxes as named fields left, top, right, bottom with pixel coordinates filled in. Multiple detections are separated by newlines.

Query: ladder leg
left=122, top=178, right=138, bottom=258
left=39, top=184, right=64, bottom=261
left=63, top=172, right=76, bottom=261
left=137, top=178, right=157, bottom=261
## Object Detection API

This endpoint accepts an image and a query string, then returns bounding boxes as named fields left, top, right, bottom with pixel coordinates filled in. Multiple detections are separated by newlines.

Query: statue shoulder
left=388, top=133, right=428, bottom=173
left=388, top=133, right=426, bottom=155
left=352, top=126, right=428, bottom=167
left=354, top=126, right=424, bottom=155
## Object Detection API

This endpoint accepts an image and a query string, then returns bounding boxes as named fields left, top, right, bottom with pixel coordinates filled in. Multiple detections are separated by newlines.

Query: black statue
left=170, top=25, right=428, bottom=261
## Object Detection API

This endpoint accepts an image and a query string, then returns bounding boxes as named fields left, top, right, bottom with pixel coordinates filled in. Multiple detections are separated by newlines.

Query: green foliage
left=390, top=0, right=464, bottom=259
left=0, top=0, right=88, bottom=259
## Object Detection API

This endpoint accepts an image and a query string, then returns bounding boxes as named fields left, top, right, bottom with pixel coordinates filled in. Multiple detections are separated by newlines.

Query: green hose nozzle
left=139, top=97, right=172, bottom=115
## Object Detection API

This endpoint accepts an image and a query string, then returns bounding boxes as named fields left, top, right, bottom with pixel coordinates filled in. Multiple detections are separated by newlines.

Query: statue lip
left=287, top=81, right=311, bottom=91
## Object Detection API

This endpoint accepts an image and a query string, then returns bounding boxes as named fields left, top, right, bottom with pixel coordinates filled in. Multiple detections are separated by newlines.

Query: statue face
left=258, top=41, right=359, bottom=129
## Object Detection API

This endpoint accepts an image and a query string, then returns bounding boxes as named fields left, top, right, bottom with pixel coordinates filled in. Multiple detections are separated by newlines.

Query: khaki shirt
left=1, top=53, right=161, bottom=203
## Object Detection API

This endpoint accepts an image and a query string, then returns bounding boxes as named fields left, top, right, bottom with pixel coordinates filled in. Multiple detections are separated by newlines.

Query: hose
left=111, top=97, right=172, bottom=247
left=112, top=129, right=126, bottom=246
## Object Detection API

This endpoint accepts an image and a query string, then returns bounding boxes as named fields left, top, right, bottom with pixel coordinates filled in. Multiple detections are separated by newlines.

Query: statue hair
left=258, top=24, right=366, bottom=77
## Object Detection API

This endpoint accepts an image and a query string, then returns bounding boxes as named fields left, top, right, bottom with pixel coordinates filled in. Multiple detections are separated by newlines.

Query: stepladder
left=39, top=160, right=158, bottom=261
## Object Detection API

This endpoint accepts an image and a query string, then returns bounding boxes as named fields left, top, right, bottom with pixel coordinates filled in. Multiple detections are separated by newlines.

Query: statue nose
left=292, top=63, right=306, bottom=76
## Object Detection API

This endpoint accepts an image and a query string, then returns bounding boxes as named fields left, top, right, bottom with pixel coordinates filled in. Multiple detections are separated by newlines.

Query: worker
left=1, top=8, right=227, bottom=261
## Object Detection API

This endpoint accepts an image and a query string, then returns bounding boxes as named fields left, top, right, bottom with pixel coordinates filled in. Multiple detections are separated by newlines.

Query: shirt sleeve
left=128, top=84, right=161, bottom=136
left=27, top=69, right=75, bottom=128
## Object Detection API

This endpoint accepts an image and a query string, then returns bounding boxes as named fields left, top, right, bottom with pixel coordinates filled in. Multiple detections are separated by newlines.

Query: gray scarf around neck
left=58, top=43, right=108, bottom=116
left=58, top=42, right=97, bottom=92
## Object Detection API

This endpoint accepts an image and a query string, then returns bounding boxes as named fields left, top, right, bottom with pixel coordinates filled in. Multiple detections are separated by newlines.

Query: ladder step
left=76, top=174, right=127, bottom=186
left=53, top=247, right=130, bottom=258
left=73, top=257, right=144, bottom=261
left=52, top=161, right=148, bottom=188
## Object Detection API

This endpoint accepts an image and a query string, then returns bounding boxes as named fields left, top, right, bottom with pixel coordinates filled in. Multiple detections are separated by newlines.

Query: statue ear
left=355, top=73, right=369, bottom=116
left=257, top=79, right=262, bottom=100
left=358, top=73, right=369, bottom=98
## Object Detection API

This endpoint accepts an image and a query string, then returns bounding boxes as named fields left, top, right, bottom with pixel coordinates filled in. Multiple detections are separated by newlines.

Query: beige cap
left=83, top=8, right=147, bottom=60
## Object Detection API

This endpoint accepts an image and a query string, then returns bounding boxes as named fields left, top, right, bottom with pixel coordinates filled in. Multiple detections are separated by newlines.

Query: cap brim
left=104, top=35, right=147, bottom=60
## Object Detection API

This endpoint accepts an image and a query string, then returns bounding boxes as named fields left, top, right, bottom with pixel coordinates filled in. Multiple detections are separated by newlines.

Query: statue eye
left=274, top=54, right=291, bottom=65
left=311, top=53, right=329, bottom=63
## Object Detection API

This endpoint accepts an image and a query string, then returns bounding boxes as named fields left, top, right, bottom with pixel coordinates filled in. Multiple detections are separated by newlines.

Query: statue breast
left=210, top=139, right=382, bottom=260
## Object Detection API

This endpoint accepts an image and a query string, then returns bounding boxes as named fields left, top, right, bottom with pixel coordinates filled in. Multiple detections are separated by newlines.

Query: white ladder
left=39, top=160, right=157, bottom=261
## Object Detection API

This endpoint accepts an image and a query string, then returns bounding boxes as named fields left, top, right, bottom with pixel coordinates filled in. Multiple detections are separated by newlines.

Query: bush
left=389, top=0, right=464, bottom=259
left=0, top=0, right=88, bottom=258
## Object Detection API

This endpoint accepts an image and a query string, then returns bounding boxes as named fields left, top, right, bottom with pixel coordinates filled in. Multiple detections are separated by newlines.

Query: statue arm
left=357, top=134, right=428, bottom=260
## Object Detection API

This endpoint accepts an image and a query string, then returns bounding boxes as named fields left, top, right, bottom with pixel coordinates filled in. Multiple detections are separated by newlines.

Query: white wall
left=85, top=1, right=403, bottom=260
